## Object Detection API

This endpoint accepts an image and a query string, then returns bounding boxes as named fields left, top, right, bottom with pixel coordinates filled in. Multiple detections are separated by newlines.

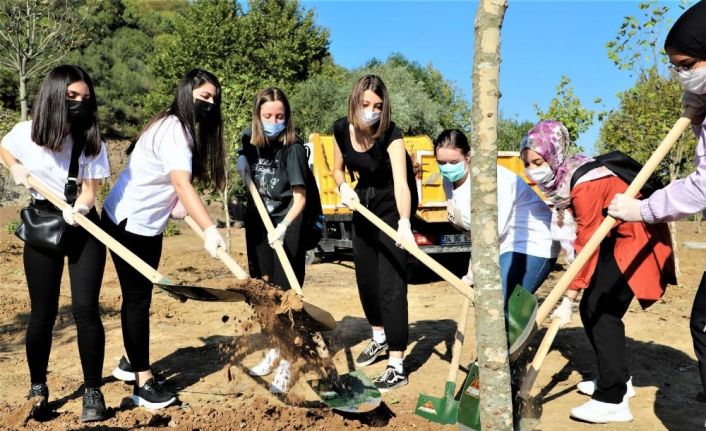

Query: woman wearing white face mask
left=434, top=129, right=559, bottom=301
left=607, top=0, right=706, bottom=402
left=236, top=87, right=308, bottom=394
left=332, top=75, right=418, bottom=392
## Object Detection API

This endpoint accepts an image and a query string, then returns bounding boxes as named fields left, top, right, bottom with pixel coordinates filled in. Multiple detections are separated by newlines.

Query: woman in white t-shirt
left=101, top=69, right=226, bottom=410
left=434, top=129, right=559, bottom=301
left=0, top=65, right=110, bottom=422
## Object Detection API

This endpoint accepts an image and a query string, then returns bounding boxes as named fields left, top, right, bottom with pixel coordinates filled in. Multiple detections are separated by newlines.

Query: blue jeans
left=499, top=252, right=556, bottom=303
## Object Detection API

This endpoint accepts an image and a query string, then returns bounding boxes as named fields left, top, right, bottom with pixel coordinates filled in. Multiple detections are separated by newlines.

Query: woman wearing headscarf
left=608, top=0, right=706, bottom=403
left=521, top=120, right=676, bottom=423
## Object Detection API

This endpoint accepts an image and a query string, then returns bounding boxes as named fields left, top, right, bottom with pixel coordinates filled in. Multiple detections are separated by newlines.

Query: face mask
left=263, top=120, right=286, bottom=138
left=678, top=67, right=706, bottom=94
left=194, top=99, right=216, bottom=123
left=66, top=100, right=89, bottom=123
left=526, top=166, right=555, bottom=185
left=362, top=110, right=381, bottom=126
left=438, top=162, right=467, bottom=183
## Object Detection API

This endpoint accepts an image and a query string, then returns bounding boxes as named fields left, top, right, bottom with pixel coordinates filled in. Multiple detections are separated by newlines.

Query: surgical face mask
left=526, top=166, right=555, bottom=185
left=263, top=120, right=286, bottom=138
left=362, top=110, right=381, bottom=126
left=66, top=99, right=90, bottom=123
left=194, top=99, right=216, bottom=123
left=678, top=66, right=706, bottom=94
left=438, top=161, right=467, bottom=183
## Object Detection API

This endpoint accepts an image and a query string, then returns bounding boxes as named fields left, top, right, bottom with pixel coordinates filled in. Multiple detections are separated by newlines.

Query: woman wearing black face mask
left=0, top=65, right=110, bottom=422
left=101, top=69, right=226, bottom=409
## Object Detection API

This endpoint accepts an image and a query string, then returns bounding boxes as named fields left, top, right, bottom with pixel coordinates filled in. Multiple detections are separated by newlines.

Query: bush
left=5, top=218, right=21, bottom=234
left=163, top=220, right=180, bottom=237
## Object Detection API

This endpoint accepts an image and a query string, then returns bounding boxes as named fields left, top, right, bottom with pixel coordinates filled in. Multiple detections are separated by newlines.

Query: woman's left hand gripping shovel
left=25, top=175, right=246, bottom=302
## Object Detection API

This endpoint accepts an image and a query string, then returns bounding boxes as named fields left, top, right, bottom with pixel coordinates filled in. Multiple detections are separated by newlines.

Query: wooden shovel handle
left=447, top=296, right=472, bottom=384
left=350, top=201, right=475, bottom=301
left=518, top=318, right=562, bottom=400
left=25, top=175, right=169, bottom=285
left=184, top=215, right=249, bottom=280
left=535, top=109, right=697, bottom=325
left=244, top=174, right=304, bottom=297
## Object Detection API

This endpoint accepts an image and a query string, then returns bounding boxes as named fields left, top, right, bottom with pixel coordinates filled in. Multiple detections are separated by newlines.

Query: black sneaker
left=373, top=366, right=408, bottom=392
left=113, top=356, right=166, bottom=385
left=82, top=387, right=106, bottom=422
left=131, top=378, right=177, bottom=409
left=355, top=339, right=388, bottom=367
left=27, top=383, right=49, bottom=417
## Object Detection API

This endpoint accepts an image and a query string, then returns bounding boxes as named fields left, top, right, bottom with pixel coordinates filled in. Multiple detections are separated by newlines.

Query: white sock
left=389, top=357, right=404, bottom=374
left=372, top=328, right=386, bottom=344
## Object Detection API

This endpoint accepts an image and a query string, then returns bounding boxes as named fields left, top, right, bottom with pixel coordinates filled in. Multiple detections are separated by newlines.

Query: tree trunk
left=470, top=1, right=512, bottom=429
left=19, top=69, right=28, bottom=121
left=695, top=212, right=703, bottom=234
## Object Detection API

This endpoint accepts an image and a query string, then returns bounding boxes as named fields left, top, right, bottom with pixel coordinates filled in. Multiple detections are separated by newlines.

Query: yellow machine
left=306, top=133, right=541, bottom=258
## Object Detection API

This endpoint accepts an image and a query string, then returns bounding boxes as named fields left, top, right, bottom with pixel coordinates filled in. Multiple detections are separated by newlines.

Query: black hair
left=30, top=65, right=102, bottom=157
left=132, top=69, right=225, bottom=189
left=433, top=129, right=471, bottom=156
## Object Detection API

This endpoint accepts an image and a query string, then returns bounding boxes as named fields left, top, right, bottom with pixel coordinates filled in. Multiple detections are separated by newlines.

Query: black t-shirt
left=333, top=117, right=404, bottom=188
left=239, top=129, right=307, bottom=219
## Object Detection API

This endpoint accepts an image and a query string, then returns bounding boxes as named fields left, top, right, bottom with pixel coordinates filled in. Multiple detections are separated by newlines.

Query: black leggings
left=352, top=186, right=409, bottom=352
left=245, top=209, right=305, bottom=290
left=579, top=238, right=634, bottom=404
left=24, top=205, right=106, bottom=388
left=100, top=214, right=162, bottom=372
left=691, top=271, right=706, bottom=395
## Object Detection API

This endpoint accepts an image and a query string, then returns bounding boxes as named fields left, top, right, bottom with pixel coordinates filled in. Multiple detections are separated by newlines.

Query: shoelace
left=84, top=390, right=102, bottom=403
left=363, top=341, right=381, bottom=356
left=375, top=367, right=396, bottom=383
left=273, top=362, right=291, bottom=388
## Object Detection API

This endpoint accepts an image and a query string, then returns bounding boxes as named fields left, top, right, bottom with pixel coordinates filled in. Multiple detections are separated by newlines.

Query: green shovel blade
left=308, top=370, right=381, bottom=413
left=457, top=362, right=481, bottom=431
left=415, top=381, right=459, bottom=424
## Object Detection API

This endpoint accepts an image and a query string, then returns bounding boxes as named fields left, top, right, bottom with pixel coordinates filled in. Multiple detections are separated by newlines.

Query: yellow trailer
left=306, top=133, right=541, bottom=259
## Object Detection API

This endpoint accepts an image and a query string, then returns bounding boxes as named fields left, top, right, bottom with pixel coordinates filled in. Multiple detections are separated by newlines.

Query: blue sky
left=301, top=1, right=690, bottom=154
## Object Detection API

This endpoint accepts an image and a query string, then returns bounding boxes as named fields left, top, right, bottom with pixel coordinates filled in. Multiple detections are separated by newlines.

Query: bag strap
left=570, top=160, right=601, bottom=190
left=65, top=132, right=85, bottom=205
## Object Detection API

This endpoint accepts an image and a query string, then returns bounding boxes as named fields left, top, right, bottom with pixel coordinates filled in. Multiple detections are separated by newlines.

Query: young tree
left=497, top=115, right=534, bottom=152
left=0, top=0, right=84, bottom=120
left=535, top=75, right=595, bottom=146
left=471, top=0, right=512, bottom=428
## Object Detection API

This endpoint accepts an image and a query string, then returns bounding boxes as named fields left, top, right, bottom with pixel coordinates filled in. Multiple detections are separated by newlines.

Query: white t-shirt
left=103, top=115, right=192, bottom=236
left=443, top=165, right=560, bottom=258
left=1, top=121, right=110, bottom=201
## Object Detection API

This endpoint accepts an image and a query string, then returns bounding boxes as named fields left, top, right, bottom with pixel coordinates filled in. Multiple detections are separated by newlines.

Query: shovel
left=24, top=176, right=246, bottom=302
left=414, top=296, right=471, bottom=424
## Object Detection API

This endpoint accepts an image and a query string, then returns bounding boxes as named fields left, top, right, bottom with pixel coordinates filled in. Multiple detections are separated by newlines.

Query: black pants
left=100, top=214, right=162, bottom=372
left=352, top=186, right=409, bottom=352
left=24, top=204, right=106, bottom=388
left=579, top=238, right=634, bottom=404
left=244, top=209, right=304, bottom=290
left=691, top=271, right=706, bottom=395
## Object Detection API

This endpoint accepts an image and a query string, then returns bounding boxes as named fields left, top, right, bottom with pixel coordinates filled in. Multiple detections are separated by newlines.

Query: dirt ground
left=0, top=200, right=705, bottom=430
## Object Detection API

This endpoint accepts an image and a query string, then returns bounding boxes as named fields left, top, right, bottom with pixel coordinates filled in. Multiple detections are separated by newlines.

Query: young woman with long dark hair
left=101, top=68, right=226, bottom=409
left=0, top=65, right=110, bottom=422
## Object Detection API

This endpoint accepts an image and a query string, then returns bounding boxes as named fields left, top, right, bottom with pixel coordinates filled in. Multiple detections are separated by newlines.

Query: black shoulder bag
left=15, top=138, right=84, bottom=251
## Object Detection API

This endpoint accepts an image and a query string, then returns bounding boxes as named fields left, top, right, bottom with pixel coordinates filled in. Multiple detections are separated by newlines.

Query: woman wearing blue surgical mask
left=434, top=129, right=559, bottom=302
left=236, top=87, right=308, bottom=394
left=607, top=0, right=706, bottom=403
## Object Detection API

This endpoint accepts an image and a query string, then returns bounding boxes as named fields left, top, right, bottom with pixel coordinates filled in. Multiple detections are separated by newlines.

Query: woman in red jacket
left=520, top=120, right=675, bottom=424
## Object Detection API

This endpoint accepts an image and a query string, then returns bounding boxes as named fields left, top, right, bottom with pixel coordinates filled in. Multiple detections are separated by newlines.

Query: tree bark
left=470, top=1, right=512, bottom=429
left=19, top=71, right=28, bottom=121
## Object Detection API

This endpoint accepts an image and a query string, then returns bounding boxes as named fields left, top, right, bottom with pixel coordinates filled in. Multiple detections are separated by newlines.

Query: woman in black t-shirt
left=333, top=75, right=416, bottom=392
left=236, top=87, right=308, bottom=394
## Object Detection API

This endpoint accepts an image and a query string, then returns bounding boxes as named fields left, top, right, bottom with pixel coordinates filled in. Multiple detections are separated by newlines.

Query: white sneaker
left=247, top=348, right=279, bottom=377
left=570, top=399, right=633, bottom=423
left=577, top=376, right=636, bottom=398
left=270, top=359, right=292, bottom=394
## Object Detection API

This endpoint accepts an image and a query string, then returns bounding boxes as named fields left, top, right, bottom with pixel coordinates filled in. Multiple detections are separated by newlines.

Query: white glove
left=461, top=271, right=474, bottom=287
left=395, top=218, right=416, bottom=249
left=338, top=182, right=358, bottom=209
left=203, top=225, right=225, bottom=258
left=236, top=155, right=250, bottom=179
left=267, top=221, right=288, bottom=248
left=682, top=91, right=706, bottom=125
left=62, top=203, right=89, bottom=226
left=607, top=193, right=644, bottom=222
left=170, top=200, right=187, bottom=219
left=10, top=164, right=30, bottom=188
left=550, top=296, right=575, bottom=328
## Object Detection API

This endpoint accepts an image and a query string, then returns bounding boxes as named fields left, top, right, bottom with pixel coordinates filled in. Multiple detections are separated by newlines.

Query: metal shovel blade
left=156, top=282, right=247, bottom=302
left=415, top=381, right=459, bottom=424
left=308, top=370, right=381, bottom=413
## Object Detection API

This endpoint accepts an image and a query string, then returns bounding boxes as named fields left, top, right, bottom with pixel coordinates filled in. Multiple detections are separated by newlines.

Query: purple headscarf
left=520, top=120, right=593, bottom=209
